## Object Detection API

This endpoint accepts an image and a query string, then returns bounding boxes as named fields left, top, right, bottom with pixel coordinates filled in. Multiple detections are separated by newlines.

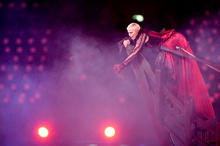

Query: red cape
left=149, top=29, right=216, bottom=120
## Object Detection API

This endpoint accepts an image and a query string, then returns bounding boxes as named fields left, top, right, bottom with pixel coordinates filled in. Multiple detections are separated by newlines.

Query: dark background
left=2, top=0, right=220, bottom=34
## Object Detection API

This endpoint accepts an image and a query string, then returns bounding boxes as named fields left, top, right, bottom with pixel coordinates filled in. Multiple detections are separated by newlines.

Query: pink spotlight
left=0, top=83, right=4, bottom=90
left=17, top=47, right=23, bottom=53
left=11, top=84, right=17, bottom=90
left=28, top=55, right=34, bottom=62
left=185, top=29, right=191, bottom=35
left=3, top=38, right=9, bottom=45
left=41, top=38, right=47, bottom=44
left=16, top=38, right=22, bottom=45
left=104, top=126, right=115, bottom=138
left=30, top=47, right=36, bottom=53
left=35, top=93, right=41, bottom=99
left=13, top=55, right=19, bottom=62
left=80, top=74, right=87, bottom=81
left=26, top=65, right=32, bottom=72
left=24, top=83, right=30, bottom=90
left=38, top=65, right=44, bottom=72
left=5, top=47, right=11, bottom=53
left=194, top=37, right=200, bottom=43
left=29, top=97, right=35, bottom=103
left=28, top=37, right=34, bottom=44
left=3, top=97, right=9, bottom=103
left=8, top=74, right=13, bottom=81
left=1, top=65, right=6, bottom=71
left=207, top=37, right=213, bottom=43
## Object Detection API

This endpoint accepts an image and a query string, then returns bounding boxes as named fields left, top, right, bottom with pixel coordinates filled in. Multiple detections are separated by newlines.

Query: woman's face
left=127, top=28, right=138, bottom=40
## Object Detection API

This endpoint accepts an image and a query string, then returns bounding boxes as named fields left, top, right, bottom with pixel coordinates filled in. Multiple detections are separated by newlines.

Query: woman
left=114, top=23, right=173, bottom=146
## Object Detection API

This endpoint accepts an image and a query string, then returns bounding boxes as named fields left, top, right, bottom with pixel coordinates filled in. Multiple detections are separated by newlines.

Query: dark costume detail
left=118, top=32, right=173, bottom=146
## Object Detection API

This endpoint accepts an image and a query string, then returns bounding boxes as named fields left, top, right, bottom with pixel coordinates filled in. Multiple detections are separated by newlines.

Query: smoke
left=36, top=26, right=159, bottom=144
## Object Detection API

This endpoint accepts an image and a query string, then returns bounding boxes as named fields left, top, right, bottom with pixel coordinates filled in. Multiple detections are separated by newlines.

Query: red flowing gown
left=152, top=29, right=216, bottom=120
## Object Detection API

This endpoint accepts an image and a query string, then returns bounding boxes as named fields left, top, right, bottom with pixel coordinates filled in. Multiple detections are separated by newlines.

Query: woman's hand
left=123, top=39, right=130, bottom=48
left=113, top=64, right=124, bottom=78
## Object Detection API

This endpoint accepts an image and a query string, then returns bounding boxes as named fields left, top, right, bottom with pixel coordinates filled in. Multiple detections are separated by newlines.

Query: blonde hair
left=127, top=23, right=141, bottom=32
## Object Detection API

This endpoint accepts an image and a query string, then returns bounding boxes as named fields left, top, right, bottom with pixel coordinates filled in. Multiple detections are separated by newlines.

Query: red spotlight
left=34, top=2, right=39, bottom=8
left=38, top=127, right=49, bottom=138
left=190, top=19, right=195, bottom=26
left=0, top=2, right=3, bottom=8
left=202, top=20, right=208, bottom=26
left=104, top=126, right=115, bottom=138
left=46, top=29, right=52, bottom=35
left=214, top=19, right=219, bottom=25
left=8, top=2, right=15, bottom=8
left=21, top=2, right=27, bottom=8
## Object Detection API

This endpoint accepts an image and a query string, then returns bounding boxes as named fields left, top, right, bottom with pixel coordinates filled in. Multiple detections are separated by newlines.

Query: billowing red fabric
left=158, top=30, right=215, bottom=120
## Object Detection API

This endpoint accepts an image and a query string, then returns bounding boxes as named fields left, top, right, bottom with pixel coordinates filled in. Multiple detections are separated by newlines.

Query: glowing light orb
left=38, top=127, right=49, bottom=138
left=104, top=127, right=115, bottom=138
left=132, top=14, right=144, bottom=22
